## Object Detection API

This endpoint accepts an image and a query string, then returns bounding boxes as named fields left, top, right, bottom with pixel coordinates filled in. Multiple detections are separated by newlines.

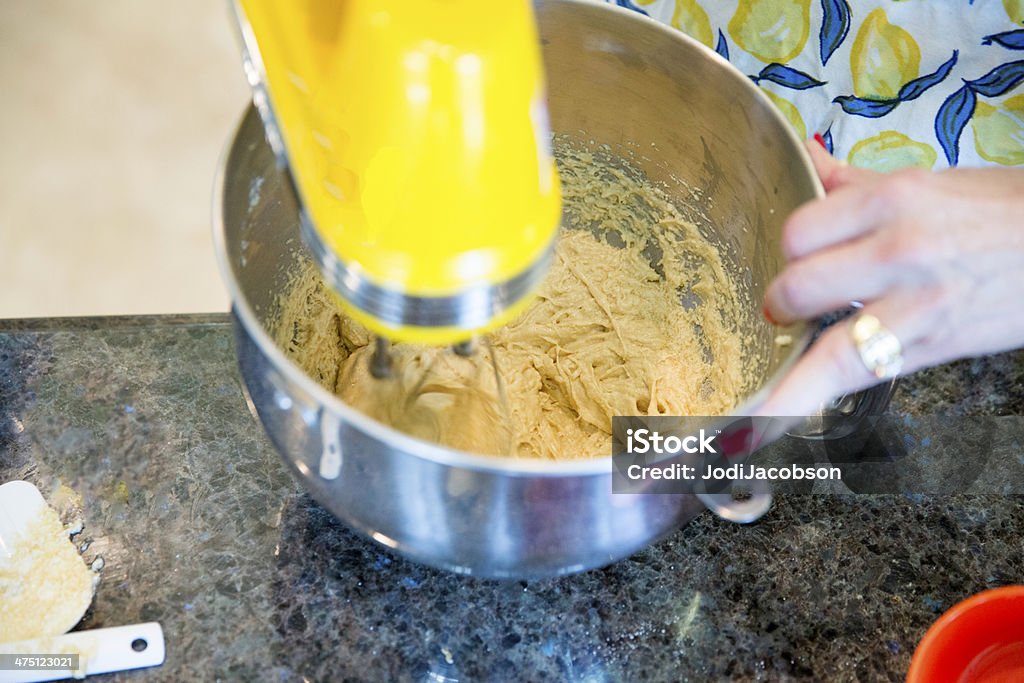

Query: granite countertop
left=1, top=314, right=1023, bottom=682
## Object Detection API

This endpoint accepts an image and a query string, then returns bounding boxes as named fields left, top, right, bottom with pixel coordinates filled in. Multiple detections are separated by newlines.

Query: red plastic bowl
left=907, top=586, right=1024, bottom=683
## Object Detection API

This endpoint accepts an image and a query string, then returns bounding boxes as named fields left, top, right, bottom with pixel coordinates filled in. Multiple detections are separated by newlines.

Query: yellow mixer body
left=236, top=0, right=562, bottom=344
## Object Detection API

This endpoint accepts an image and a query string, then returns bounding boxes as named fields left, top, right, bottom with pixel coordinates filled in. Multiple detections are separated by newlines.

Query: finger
left=781, top=178, right=887, bottom=260
left=753, top=292, right=942, bottom=418
left=751, top=322, right=871, bottom=418
left=766, top=230, right=905, bottom=325
left=805, top=139, right=876, bottom=192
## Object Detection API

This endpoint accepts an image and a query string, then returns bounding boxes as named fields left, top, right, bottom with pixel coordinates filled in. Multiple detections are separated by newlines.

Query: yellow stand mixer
left=232, top=0, right=562, bottom=374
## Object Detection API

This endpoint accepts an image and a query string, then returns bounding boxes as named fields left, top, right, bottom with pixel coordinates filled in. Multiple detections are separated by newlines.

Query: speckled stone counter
left=1, top=315, right=1023, bottom=682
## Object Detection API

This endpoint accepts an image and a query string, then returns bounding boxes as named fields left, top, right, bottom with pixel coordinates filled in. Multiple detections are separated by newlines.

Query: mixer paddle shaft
left=453, top=339, right=475, bottom=357
left=370, top=337, right=394, bottom=379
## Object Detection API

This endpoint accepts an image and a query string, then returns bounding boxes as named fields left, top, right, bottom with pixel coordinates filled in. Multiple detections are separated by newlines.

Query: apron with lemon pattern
left=610, top=0, right=1024, bottom=170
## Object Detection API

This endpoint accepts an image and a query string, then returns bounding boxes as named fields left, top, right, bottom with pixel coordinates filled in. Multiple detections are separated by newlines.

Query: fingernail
left=763, top=303, right=777, bottom=326
left=813, top=133, right=828, bottom=150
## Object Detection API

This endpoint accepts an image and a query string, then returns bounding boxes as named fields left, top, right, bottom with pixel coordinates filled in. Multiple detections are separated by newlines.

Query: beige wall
left=0, top=0, right=249, bottom=317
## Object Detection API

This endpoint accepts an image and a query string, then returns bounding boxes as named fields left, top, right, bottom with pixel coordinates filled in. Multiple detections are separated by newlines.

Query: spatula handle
left=0, top=622, right=164, bottom=682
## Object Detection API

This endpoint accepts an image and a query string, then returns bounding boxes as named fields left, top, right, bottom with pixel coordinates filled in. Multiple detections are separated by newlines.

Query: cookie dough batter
left=274, top=145, right=749, bottom=459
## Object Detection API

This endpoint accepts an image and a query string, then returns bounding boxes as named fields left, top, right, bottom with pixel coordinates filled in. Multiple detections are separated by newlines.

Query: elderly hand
left=757, top=141, right=1024, bottom=416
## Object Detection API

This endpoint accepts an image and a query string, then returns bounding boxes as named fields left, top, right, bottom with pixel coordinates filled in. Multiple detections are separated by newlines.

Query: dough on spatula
left=0, top=485, right=95, bottom=642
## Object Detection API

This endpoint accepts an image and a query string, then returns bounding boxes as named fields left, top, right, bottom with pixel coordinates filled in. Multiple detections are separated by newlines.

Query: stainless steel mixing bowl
left=214, top=0, right=822, bottom=578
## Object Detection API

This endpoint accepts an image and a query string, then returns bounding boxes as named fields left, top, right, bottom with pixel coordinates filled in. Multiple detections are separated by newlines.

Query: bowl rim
left=212, top=0, right=822, bottom=477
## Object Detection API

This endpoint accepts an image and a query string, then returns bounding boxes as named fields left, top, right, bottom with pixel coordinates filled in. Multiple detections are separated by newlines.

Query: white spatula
left=0, top=481, right=165, bottom=681
left=0, top=623, right=165, bottom=683
left=0, top=480, right=47, bottom=560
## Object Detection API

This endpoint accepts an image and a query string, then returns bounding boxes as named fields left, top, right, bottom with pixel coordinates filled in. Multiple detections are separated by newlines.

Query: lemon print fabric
left=1005, top=0, right=1024, bottom=26
left=848, top=131, right=936, bottom=172
left=672, top=0, right=714, bottom=49
left=850, top=9, right=920, bottom=100
left=635, top=0, right=713, bottom=48
left=729, top=0, right=811, bottom=63
left=761, top=89, right=807, bottom=142
left=972, top=94, right=1024, bottom=165
left=606, top=0, right=1024, bottom=169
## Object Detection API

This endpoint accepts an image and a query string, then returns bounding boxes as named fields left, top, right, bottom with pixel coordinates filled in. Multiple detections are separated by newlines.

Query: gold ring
left=850, top=313, right=903, bottom=379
